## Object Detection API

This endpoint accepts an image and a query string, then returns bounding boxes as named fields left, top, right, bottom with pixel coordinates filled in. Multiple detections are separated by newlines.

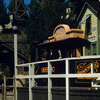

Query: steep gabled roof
left=87, top=0, right=100, bottom=12
left=0, top=41, right=28, bottom=62
left=77, top=0, right=100, bottom=22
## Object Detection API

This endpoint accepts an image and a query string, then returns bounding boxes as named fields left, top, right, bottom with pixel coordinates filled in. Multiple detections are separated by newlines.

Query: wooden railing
left=1, top=76, right=15, bottom=100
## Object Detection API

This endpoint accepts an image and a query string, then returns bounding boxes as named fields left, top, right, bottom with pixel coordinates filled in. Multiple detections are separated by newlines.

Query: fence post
left=4, top=76, right=6, bottom=100
left=13, top=75, right=16, bottom=100
left=66, top=59, right=69, bottom=100
left=2, top=84, right=4, bottom=100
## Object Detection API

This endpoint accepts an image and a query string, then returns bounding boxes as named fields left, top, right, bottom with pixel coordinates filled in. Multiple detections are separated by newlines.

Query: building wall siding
left=81, top=8, right=98, bottom=41
left=80, top=8, right=98, bottom=55
left=98, top=16, right=100, bottom=54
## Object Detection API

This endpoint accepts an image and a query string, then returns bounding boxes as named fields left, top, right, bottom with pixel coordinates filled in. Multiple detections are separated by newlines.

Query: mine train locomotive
left=34, top=24, right=94, bottom=87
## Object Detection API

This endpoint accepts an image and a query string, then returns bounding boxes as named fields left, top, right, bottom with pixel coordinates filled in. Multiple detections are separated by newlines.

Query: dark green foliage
left=26, top=0, right=86, bottom=45
left=0, top=0, right=10, bottom=30
left=25, top=0, right=81, bottom=61
left=26, top=0, right=67, bottom=43
left=0, top=63, right=10, bottom=83
left=25, top=0, right=87, bottom=61
left=8, top=0, right=13, bottom=14
left=25, top=0, right=69, bottom=61
left=67, top=0, right=86, bottom=19
left=64, top=0, right=86, bottom=27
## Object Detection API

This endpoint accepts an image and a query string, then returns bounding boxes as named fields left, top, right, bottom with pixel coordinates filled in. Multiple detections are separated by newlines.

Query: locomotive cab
left=34, top=24, right=91, bottom=86
left=36, top=24, right=90, bottom=60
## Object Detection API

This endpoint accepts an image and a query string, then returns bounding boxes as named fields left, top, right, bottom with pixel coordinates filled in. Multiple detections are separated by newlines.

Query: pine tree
left=26, top=0, right=67, bottom=43
left=67, top=0, right=86, bottom=20
left=0, top=0, right=10, bottom=30
left=25, top=0, right=68, bottom=61
left=8, top=0, right=13, bottom=14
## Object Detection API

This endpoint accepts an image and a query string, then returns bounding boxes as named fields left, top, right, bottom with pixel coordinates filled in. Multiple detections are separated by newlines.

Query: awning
left=79, top=14, right=91, bottom=25
left=37, top=38, right=91, bottom=49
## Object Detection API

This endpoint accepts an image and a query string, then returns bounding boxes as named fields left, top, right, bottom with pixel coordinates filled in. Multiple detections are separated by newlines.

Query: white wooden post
left=66, top=59, right=69, bottom=100
left=13, top=25, right=18, bottom=100
left=14, top=33, right=18, bottom=67
left=4, top=76, right=6, bottom=100
left=48, top=62, right=52, bottom=100
left=29, top=64, right=34, bottom=100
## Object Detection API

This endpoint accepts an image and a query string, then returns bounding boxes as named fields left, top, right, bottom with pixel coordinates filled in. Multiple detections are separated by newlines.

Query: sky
left=4, top=0, right=68, bottom=6
left=4, top=0, right=31, bottom=6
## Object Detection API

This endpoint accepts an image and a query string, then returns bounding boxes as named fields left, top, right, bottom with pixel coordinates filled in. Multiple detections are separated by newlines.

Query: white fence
left=15, top=55, right=100, bottom=100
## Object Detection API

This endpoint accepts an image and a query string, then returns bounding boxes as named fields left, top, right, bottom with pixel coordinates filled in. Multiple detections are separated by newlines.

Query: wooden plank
left=4, top=76, right=6, bottom=100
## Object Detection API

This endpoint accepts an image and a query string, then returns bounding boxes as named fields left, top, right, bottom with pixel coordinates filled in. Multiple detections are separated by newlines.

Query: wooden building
left=77, top=0, right=100, bottom=56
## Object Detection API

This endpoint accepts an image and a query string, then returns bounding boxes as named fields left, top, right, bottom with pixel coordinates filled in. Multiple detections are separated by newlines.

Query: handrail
left=15, top=55, right=100, bottom=100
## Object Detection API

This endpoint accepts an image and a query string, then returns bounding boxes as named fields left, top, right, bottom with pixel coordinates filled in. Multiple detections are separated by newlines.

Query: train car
left=34, top=24, right=92, bottom=86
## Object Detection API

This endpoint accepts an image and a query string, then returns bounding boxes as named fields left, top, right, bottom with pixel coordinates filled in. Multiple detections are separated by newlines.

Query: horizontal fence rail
left=15, top=55, right=100, bottom=100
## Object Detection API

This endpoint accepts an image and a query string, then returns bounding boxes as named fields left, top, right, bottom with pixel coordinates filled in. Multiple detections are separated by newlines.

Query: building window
left=92, top=43, right=96, bottom=55
left=85, top=15, right=91, bottom=34
left=85, top=42, right=96, bottom=56
left=85, top=45, right=91, bottom=56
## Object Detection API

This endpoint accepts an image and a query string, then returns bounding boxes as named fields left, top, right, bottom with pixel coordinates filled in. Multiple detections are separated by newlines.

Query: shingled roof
left=77, top=0, right=100, bottom=22
left=86, top=0, right=100, bottom=12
